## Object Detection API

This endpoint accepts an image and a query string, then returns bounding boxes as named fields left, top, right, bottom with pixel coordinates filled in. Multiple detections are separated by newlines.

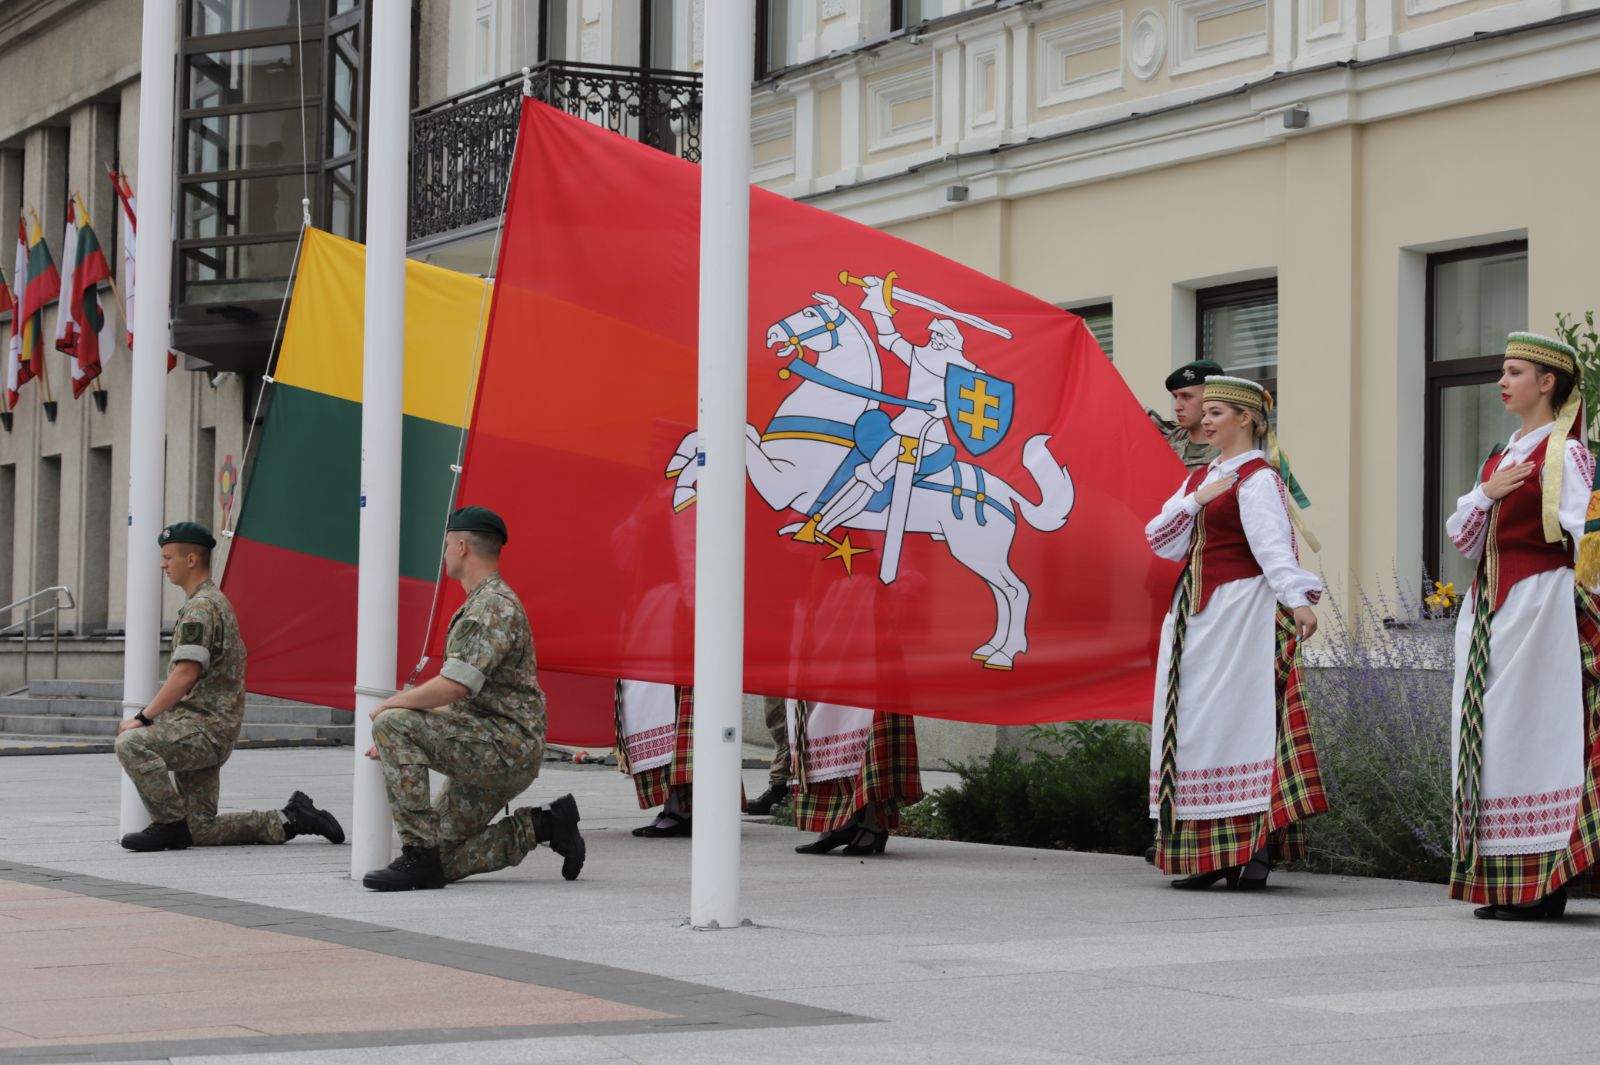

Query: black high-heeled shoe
left=1171, top=866, right=1241, bottom=889
left=842, top=827, right=888, bottom=856
left=795, top=825, right=857, bottom=854
left=1236, top=856, right=1271, bottom=890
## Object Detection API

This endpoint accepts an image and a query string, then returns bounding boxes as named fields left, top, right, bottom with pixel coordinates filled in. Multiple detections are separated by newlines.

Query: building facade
left=1, top=0, right=1596, bottom=671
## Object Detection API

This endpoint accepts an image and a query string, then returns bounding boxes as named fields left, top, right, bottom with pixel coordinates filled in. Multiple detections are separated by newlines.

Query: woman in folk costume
left=790, top=700, right=923, bottom=856
left=1446, top=332, right=1600, bottom=921
left=615, top=680, right=696, bottom=837
left=1144, top=375, right=1327, bottom=889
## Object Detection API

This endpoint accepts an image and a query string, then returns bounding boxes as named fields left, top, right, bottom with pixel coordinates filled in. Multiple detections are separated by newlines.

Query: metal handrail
left=0, top=585, right=76, bottom=689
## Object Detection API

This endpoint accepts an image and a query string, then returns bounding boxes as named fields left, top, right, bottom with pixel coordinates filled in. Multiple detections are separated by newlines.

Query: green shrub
left=910, top=721, right=1152, bottom=854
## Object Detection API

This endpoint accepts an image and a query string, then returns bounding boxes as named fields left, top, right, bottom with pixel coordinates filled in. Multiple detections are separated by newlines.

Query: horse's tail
left=1013, top=434, right=1074, bottom=531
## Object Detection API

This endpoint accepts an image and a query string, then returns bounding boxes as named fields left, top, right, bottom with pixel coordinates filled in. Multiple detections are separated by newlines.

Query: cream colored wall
left=874, top=73, right=1600, bottom=607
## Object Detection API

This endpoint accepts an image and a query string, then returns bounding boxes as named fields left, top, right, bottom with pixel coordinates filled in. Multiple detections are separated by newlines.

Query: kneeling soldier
left=363, top=506, right=584, bottom=891
left=116, top=522, right=344, bottom=851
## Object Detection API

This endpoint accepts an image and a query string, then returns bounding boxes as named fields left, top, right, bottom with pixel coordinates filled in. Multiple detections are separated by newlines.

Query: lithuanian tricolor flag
left=222, top=228, right=616, bottom=745
left=222, top=228, right=484, bottom=708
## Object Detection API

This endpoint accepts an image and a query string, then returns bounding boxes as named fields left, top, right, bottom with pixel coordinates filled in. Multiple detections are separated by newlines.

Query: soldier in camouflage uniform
left=115, top=522, right=345, bottom=852
left=363, top=506, right=585, bottom=892
left=1146, top=359, right=1224, bottom=472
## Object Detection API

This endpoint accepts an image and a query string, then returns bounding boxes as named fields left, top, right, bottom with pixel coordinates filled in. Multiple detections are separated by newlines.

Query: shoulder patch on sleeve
left=178, top=621, right=205, bottom=646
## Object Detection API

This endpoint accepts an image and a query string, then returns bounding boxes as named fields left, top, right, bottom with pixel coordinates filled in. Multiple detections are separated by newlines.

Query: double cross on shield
left=946, top=367, right=1015, bottom=456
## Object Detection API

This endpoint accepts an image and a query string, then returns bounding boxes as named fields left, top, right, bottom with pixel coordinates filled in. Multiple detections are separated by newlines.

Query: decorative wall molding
left=1036, top=11, right=1125, bottom=109
left=1129, top=9, right=1168, bottom=80
left=1301, top=0, right=1358, bottom=49
left=968, top=43, right=1001, bottom=127
left=751, top=106, right=797, bottom=182
left=822, top=0, right=848, bottom=18
left=866, top=64, right=936, bottom=151
left=1404, top=0, right=1475, bottom=16
left=1170, top=0, right=1270, bottom=76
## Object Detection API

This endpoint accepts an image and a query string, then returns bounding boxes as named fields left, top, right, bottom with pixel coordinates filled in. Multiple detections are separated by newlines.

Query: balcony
left=409, top=61, right=703, bottom=245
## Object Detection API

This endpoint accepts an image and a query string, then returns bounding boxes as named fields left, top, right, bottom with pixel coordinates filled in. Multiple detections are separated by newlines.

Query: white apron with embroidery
left=789, top=700, right=874, bottom=785
left=617, top=679, right=678, bottom=776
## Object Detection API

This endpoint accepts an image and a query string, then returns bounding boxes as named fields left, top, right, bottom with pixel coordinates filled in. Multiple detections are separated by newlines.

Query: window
left=1423, top=240, right=1528, bottom=590
left=891, top=1, right=952, bottom=30
left=538, top=0, right=570, bottom=61
left=756, top=0, right=802, bottom=78
left=1197, top=278, right=1277, bottom=397
left=177, top=0, right=365, bottom=307
left=1068, top=302, right=1113, bottom=360
left=644, top=0, right=675, bottom=68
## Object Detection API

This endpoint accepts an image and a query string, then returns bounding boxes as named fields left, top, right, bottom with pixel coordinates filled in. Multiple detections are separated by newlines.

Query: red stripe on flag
left=223, top=536, right=616, bottom=745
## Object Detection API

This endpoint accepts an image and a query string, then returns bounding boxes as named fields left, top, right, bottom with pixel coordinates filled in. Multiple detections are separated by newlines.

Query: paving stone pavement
left=2, top=747, right=1598, bottom=1065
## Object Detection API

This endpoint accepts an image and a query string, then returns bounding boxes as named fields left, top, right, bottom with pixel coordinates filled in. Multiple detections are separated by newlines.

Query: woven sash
left=1157, top=527, right=1203, bottom=836
left=1455, top=538, right=1498, bottom=865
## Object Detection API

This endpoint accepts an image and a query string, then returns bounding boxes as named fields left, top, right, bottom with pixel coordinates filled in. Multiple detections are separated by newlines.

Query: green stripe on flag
left=235, top=383, right=463, bottom=581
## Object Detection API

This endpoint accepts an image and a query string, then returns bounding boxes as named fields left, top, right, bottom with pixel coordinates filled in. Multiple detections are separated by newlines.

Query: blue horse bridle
left=773, top=303, right=849, bottom=357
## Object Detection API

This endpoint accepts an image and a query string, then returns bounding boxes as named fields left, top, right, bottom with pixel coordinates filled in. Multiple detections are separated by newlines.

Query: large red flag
left=445, top=101, right=1182, bottom=725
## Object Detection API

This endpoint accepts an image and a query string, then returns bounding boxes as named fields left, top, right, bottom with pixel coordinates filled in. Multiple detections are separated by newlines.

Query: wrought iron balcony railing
left=410, top=61, right=703, bottom=242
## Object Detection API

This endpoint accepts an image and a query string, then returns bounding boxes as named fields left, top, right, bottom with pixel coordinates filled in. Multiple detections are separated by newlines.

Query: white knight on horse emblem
left=664, top=270, right=1074, bottom=672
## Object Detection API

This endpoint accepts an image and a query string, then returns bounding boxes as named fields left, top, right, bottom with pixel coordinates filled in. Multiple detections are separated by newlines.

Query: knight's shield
left=945, top=367, right=1014, bottom=456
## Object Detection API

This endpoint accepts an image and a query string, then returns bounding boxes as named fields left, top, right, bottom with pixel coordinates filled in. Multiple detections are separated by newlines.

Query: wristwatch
left=134, top=711, right=152, bottom=726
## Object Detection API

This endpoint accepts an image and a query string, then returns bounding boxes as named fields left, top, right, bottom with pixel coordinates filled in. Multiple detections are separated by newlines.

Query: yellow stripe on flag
left=275, top=228, right=489, bottom=427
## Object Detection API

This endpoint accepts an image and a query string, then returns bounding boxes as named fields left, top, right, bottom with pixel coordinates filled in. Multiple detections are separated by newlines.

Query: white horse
left=666, top=293, right=1074, bottom=670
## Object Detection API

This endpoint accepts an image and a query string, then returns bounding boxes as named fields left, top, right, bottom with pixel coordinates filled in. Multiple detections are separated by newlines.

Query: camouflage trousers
left=371, top=708, right=546, bottom=882
left=114, top=716, right=286, bottom=846
left=761, top=695, right=792, bottom=787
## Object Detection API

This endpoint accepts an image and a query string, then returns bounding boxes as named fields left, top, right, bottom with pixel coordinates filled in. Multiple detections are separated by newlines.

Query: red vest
left=1179, top=457, right=1276, bottom=614
left=1478, top=445, right=1572, bottom=610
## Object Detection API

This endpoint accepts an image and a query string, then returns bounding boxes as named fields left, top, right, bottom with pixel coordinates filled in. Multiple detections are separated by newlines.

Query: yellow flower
left=1426, top=580, right=1457, bottom=611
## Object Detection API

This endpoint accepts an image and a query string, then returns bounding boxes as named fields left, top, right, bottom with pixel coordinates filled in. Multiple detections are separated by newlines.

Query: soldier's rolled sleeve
left=441, top=618, right=505, bottom=697
left=170, top=604, right=217, bottom=671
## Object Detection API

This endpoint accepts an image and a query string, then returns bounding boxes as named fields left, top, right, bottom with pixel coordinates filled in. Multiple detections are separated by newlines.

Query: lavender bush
left=1300, top=577, right=1455, bottom=882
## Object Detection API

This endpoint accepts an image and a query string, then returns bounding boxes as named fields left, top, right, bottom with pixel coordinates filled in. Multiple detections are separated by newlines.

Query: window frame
left=1420, top=237, right=1530, bottom=586
left=1066, top=301, right=1113, bottom=360
left=1195, top=277, right=1279, bottom=397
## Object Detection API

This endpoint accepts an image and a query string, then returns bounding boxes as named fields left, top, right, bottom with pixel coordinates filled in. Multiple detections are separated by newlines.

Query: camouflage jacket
left=1146, top=409, right=1219, bottom=472
left=439, top=573, right=548, bottom=748
left=168, top=579, right=247, bottom=748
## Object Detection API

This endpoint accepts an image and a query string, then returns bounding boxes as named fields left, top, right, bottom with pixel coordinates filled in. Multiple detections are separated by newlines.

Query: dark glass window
left=1198, top=279, right=1278, bottom=397
left=177, top=1, right=366, bottom=307
left=1423, top=241, right=1529, bottom=589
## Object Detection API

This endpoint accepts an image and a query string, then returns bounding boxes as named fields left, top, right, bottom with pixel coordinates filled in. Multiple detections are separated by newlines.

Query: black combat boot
left=282, top=791, right=345, bottom=844
left=362, top=844, right=446, bottom=891
left=745, top=781, right=789, bottom=816
left=532, top=794, right=586, bottom=881
left=120, top=820, right=193, bottom=852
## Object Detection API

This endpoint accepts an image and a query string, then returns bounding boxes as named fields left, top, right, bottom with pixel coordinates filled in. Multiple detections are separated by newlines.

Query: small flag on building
left=0, top=264, right=12, bottom=427
left=6, top=221, right=36, bottom=408
left=20, top=212, right=59, bottom=417
left=54, top=195, right=114, bottom=397
left=110, top=167, right=175, bottom=372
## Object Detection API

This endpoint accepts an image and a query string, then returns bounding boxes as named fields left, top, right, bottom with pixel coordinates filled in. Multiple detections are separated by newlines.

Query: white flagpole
left=349, top=0, right=407, bottom=878
left=688, top=3, right=755, bottom=930
left=119, top=0, right=179, bottom=834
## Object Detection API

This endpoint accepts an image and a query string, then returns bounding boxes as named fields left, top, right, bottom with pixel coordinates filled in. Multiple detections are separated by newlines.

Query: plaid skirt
left=793, top=711, right=923, bottom=833
left=1450, top=587, right=1600, bottom=905
left=1155, top=607, right=1329, bottom=875
left=617, top=686, right=695, bottom=812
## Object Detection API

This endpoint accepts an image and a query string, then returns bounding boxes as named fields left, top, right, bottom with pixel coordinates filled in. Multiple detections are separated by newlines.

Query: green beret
left=446, top=505, right=508, bottom=543
left=158, top=521, right=216, bottom=549
left=1165, top=360, right=1225, bottom=393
